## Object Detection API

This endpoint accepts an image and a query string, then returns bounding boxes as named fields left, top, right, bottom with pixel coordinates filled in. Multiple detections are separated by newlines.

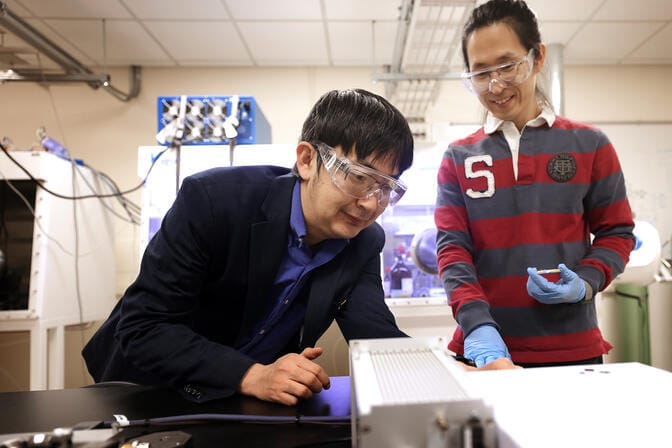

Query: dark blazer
left=83, top=165, right=405, bottom=402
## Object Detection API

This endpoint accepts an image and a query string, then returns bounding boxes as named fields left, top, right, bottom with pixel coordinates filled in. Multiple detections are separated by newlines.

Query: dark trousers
left=516, top=355, right=603, bottom=369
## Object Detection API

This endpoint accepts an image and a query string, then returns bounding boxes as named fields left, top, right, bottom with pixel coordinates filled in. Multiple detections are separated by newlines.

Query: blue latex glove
left=526, top=263, right=586, bottom=305
left=463, top=325, right=511, bottom=367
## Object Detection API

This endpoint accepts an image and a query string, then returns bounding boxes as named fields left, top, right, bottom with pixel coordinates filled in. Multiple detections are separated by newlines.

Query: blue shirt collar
left=290, top=181, right=307, bottom=247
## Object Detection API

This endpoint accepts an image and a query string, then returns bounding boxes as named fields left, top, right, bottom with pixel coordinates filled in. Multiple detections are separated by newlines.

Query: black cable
left=95, top=170, right=142, bottom=213
left=72, top=163, right=140, bottom=224
left=103, top=413, right=351, bottom=428
left=0, top=141, right=168, bottom=201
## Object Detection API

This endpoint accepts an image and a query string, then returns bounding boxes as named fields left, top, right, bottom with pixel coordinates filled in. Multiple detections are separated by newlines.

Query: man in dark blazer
left=82, top=88, right=415, bottom=404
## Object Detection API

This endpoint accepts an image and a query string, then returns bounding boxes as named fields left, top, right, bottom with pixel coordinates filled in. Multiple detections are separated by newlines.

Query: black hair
left=299, top=88, right=413, bottom=175
left=461, top=0, right=541, bottom=70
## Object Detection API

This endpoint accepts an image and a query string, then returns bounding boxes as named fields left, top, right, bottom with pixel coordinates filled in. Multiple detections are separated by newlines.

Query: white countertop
left=466, top=362, right=672, bottom=447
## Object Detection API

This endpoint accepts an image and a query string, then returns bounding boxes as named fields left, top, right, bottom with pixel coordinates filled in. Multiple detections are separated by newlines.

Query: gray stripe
left=436, top=229, right=472, bottom=253
left=587, top=245, right=628, bottom=273
left=464, top=182, right=589, bottom=221
left=492, top=301, right=598, bottom=338
left=524, top=126, right=608, bottom=155
left=440, top=261, right=478, bottom=295
left=437, top=170, right=628, bottom=219
left=456, top=300, right=497, bottom=337
left=475, top=241, right=590, bottom=278
left=448, top=126, right=607, bottom=163
left=436, top=180, right=465, bottom=208
left=590, top=172, right=629, bottom=207
left=449, top=132, right=510, bottom=161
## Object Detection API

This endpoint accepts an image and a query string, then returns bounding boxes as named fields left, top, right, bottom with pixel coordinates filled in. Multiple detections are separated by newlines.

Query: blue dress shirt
left=238, top=181, right=346, bottom=363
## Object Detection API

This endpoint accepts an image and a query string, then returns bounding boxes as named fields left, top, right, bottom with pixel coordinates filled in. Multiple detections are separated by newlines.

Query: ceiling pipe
left=372, top=71, right=462, bottom=82
left=544, top=43, right=564, bottom=116
left=383, top=0, right=414, bottom=99
left=0, top=69, right=108, bottom=84
left=0, top=0, right=140, bottom=102
left=103, top=65, right=141, bottom=102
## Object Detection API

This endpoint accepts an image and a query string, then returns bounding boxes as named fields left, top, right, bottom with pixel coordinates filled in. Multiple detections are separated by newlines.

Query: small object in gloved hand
left=527, top=263, right=586, bottom=304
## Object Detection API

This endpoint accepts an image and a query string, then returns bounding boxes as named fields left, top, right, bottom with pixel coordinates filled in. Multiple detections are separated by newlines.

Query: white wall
left=0, top=64, right=671, bottom=390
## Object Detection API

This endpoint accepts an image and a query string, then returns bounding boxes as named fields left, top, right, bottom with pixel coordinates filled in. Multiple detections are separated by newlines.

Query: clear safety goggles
left=461, top=48, right=535, bottom=94
left=315, top=142, right=407, bottom=207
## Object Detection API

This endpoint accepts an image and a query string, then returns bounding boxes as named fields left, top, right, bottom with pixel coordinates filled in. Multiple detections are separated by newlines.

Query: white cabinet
left=0, top=151, right=116, bottom=390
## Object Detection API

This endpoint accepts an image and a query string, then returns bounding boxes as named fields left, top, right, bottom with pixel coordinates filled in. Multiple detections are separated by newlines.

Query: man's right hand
left=238, top=347, right=331, bottom=405
left=463, top=325, right=511, bottom=367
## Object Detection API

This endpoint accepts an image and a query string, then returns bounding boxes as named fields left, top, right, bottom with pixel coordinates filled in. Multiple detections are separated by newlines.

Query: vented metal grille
left=368, top=347, right=468, bottom=403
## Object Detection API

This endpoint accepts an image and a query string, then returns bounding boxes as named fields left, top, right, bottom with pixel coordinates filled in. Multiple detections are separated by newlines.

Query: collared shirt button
left=259, top=329, right=265, bottom=335
left=283, top=299, right=289, bottom=305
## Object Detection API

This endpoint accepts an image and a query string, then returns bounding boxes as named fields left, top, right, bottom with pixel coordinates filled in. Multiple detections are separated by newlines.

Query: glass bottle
left=383, top=267, right=392, bottom=298
left=390, top=253, right=413, bottom=298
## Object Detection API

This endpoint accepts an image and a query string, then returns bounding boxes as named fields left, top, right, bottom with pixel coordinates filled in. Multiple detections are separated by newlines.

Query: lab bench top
left=0, top=376, right=352, bottom=448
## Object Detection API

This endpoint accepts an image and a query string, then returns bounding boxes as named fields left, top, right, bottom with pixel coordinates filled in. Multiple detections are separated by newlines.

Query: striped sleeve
left=573, top=128, right=635, bottom=292
left=435, top=143, right=497, bottom=335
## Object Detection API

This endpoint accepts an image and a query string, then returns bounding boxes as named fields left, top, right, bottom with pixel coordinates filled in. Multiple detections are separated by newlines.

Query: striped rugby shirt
left=435, top=111, right=635, bottom=363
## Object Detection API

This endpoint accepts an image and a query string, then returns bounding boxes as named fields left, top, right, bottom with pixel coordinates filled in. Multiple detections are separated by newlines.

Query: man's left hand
left=526, top=263, right=586, bottom=305
left=238, top=347, right=330, bottom=406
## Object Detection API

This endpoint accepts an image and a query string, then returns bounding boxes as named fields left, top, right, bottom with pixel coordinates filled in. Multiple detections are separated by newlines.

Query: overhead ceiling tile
left=373, top=20, right=399, bottom=66
left=23, top=18, right=98, bottom=66
left=144, top=21, right=251, bottom=65
left=539, top=22, right=583, bottom=45
left=627, top=23, right=672, bottom=62
left=3, top=0, right=32, bottom=16
left=224, top=0, right=321, bottom=20
left=329, top=21, right=397, bottom=66
left=324, top=0, right=403, bottom=20
left=565, top=22, right=663, bottom=62
left=13, top=0, right=131, bottom=19
left=103, top=20, right=171, bottom=64
left=525, top=0, right=603, bottom=22
left=238, top=22, right=328, bottom=65
left=1, top=0, right=670, bottom=74
left=123, top=0, right=229, bottom=20
left=38, top=19, right=106, bottom=62
left=593, top=0, right=672, bottom=21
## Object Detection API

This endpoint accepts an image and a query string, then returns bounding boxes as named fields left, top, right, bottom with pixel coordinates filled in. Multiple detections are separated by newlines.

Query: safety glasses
left=461, top=48, right=535, bottom=94
left=314, top=142, right=407, bottom=207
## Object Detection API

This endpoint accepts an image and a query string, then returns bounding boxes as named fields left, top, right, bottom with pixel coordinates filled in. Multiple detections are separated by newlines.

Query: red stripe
left=592, top=142, right=623, bottom=180
left=470, top=212, right=587, bottom=249
left=451, top=282, right=485, bottom=303
left=586, top=199, right=634, bottom=233
left=447, top=327, right=613, bottom=363
left=437, top=244, right=472, bottom=268
left=448, top=283, right=488, bottom=317
left=505, top=329, right=613, bottom=363
left=552, top=116, right=595, bottom=131
left=451, top=128, right=488, bottom=146
left=446, top=146, right=623, bottom=190
left=479, top=276, right=538, bottom=307
left=450, top=156, right=515, bottom=188
left=435, top=205, right=468, bottom=232
left=437, top=157, right=457, bottom=184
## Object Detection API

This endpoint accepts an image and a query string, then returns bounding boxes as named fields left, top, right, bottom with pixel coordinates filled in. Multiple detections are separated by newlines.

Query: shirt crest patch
left=547, top=153, right=577, bottom=182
